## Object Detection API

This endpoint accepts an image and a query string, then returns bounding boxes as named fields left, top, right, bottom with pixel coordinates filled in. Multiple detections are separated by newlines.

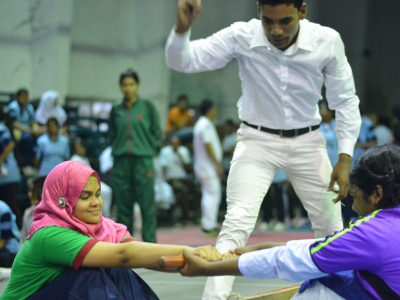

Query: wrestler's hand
left=329, top=153, right=352, bottom=203
left=192, top=245, right=222, bottom=262
left=176, top=0, right=202, bottom=33
left=222, top=250, right=238, bottom=260
left=180, top=249, right=209, bottom=276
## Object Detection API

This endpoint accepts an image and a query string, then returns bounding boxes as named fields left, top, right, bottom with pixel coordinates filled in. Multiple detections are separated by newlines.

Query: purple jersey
left=310, top=205, right=400, bottom=299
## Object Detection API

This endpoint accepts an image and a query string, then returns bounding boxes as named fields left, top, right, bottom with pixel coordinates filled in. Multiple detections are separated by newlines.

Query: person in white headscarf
left=35, top=91, right=67, bottom=128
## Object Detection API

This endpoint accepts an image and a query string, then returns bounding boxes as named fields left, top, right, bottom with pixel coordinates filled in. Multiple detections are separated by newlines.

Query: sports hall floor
left=0, top=225, right=313, bottom=299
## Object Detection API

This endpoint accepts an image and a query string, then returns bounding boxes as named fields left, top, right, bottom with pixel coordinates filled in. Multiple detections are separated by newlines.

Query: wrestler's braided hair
left=349, top=144, right=400, bottom=209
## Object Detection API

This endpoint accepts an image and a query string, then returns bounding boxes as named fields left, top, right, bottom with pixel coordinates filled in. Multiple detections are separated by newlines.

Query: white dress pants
left=202, top=124, right=343, bottom=300
left=197, top=174, right=221, bottom=231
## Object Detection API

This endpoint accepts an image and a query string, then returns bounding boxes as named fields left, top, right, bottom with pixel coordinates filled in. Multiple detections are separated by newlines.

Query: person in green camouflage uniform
left=109, top=69, right=162, bottom=243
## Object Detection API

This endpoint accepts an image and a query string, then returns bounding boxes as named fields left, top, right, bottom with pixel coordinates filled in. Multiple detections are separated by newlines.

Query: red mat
left=136, top=226, right=314, bottom=246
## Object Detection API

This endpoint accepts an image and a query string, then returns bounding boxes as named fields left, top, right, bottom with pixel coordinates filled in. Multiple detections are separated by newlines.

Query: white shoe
left=272, top=222, right=286, bottom=232
left=0, top=267, right=12, bottom=280
left=258, top=222, right=271, bottom=232
left=22, top=166, right=37, bottom=177
left=227, top=293, right=243, bottom=300
left=292, top=217, right=310, bottom=229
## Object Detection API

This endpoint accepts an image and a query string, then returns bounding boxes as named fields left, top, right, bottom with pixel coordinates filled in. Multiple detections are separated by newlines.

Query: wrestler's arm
left=181, top=249, right=241, bottom=276
left=81, top=242, right=221, bottom=270
left=181, top=240, right=327, bottom=282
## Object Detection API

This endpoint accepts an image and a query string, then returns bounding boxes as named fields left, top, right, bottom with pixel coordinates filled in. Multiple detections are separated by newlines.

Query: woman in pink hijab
left=2, top=161, right=220, bottom=299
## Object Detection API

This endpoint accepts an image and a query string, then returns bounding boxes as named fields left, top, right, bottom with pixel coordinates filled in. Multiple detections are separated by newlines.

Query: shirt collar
left=296, top=19, right=314, bottom=52
left=250, top=19, right=314, bottom=53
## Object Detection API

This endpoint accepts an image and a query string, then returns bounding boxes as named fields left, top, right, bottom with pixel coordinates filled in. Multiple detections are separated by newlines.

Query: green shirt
left=109, top=97, right=162, bottom=157
left=1, top=226, right=96, bottom=300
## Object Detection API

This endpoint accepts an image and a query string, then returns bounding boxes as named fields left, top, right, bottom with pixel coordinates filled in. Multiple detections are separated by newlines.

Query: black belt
left=243, top=121, right=320, bottom=138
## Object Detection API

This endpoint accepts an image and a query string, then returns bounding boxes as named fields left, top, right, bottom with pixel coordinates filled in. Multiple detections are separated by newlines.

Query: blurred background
left=0, top=0, right=399, bottom=128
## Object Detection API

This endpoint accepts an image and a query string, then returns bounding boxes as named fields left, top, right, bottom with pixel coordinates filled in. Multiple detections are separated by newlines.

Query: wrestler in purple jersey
left=180, top=144, right=400, bottom=300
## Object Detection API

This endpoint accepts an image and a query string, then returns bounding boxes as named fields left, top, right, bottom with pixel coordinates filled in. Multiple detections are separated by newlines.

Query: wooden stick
left=159, top=255, right=186, bottom=268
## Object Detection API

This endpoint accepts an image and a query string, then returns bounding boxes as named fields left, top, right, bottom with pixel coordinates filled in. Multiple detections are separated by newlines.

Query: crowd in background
left=0, top=84, right=398, bottom=270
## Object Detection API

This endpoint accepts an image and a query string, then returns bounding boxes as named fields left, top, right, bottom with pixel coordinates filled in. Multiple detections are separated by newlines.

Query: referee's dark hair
left=257, top=0, right=303, bottom=11
left=199, top=99, right=214, bottom=116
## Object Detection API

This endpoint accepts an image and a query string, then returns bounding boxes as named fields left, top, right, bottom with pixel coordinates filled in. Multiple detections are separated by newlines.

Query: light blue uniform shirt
left=319, top=120, right=339, bottom=167
left=36, top=134, right=70, bottom=176
left=0, top=123, right=21, bottom=185
left=0, top=200, right=20, bottom=254
left=7, top=100, right=35, bottom=127
left=272, top=169, right=287, bottom=184
left=352, top=116, right=376, bottom=164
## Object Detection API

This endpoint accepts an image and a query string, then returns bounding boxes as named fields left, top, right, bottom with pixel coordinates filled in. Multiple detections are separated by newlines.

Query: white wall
left=364, top=0, right=400, bottom=115
left=68, top=0, right=176, bottom=126
left=0, top=0, right=32, bottom=94
left=0, top=0, right=398, bottom=127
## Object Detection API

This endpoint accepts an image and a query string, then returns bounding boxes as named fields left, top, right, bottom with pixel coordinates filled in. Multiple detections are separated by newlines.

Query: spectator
left=222, top=119, right=238, bottom=176
left=193, top=99, right=223, bottom=236
left=352, top=112, right=377, bottom=164
left=98, top=145, right=117, bottom=220
left=35, top=90, right=68, bottom=135
left=159, top=135, right=198, bottom=224
left=34, top=117, right=70, bottom=176
left=109, top=69, right=162, bottom=242
left=393, top=105, right=400, bottom=144
left=319, top=101, right=339, bottom=167
left=7, top=89, right=42, bottom=176
left=0, top=200, right=20, bottom=268
left=259, top=169, right=287, bottom=232
left=70, top=141, right=113, bottom=218
left=153, top=153, right=176, bottom=225
left=166, top=94, right=194, bottom=134
left=374, top=115, right=393, bottom=146
left=20, top=176, right=46, bottom=243
left=99, top=145, right=113, bottom=187
left=0, top=110, right=22, bottom=227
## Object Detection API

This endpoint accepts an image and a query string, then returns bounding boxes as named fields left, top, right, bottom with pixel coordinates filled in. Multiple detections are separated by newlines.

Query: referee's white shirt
left=165, top=19, right=361, bottom=157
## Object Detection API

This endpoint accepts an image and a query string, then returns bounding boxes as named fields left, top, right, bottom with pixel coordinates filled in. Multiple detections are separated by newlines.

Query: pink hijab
left=27, top=161, right=131, bottom=243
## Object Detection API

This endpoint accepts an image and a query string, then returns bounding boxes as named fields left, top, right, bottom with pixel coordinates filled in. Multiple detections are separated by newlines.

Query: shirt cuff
left=72, top=239, right=98, bottom=270
left=337, top=138, right=355, bottom=158
left=167, top=25, right=191, bottom=47
left=120, top=237, right=136, bottom=243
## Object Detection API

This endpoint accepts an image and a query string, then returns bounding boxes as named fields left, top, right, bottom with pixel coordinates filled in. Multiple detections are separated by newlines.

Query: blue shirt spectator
left=352, top=116, right=377, bottom=164
left=320, top=120, right=338, bottom=167
left=6, top=89, right=41, bottom=170
left=0, top=122, right=22, bottom=185
left=7, top=100, right=35, bottom=128
left=35, top=118, right=70, bottom=176
left=0, top=200, right=20, bottom=267
left=319, top=101, right=338, bottom=167
left=36, top=134, right=70, bottom=176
